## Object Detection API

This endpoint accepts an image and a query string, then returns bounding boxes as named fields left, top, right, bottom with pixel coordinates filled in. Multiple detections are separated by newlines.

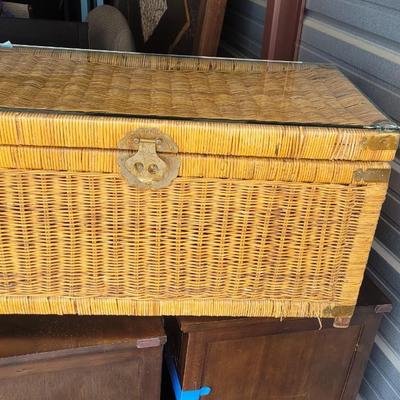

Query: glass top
left=0, top=46, right=388, bottom=129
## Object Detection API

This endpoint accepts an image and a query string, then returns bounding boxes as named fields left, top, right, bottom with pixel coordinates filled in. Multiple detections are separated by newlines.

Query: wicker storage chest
left=0, top=316, right=166, bottom=400
left=0, top=46, right=398, bottom=320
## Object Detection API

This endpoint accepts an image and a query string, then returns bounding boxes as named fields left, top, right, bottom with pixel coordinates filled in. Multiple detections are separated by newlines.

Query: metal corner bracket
left=353, top=168, right=391, bottom=183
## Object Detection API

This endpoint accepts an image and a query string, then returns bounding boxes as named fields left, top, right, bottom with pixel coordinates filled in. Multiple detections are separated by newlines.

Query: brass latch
left=118, top=128, right=180, bottom=189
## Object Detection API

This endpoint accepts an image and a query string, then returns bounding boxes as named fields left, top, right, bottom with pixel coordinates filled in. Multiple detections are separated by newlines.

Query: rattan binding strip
left=5, top=46, right=354, bottom=72
left=0, top=113, right=397, bottom=161
left=0, top=146, right=390, bottom=184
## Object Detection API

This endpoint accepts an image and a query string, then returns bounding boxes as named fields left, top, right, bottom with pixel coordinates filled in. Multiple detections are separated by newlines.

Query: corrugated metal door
left=299, top=1, right=400, bottom=399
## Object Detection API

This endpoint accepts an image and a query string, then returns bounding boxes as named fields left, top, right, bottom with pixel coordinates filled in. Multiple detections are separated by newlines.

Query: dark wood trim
left=193, top=0, right=227, bottom=56
left=180, top=332, right=208, bottom=390
left=0, top=348, right=138, bottom=378
left=262, top=0, right=306, bottom=61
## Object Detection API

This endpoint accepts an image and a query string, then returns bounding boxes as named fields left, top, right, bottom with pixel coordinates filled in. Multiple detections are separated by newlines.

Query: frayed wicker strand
left=0, top=297, right=352, bottom=318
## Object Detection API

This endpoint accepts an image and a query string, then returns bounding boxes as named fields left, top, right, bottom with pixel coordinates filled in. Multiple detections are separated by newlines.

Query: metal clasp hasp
left=118, top=128, right=180, bottom=190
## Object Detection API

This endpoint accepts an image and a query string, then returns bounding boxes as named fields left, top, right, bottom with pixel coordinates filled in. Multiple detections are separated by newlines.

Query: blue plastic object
left=166, top=355, right=211, bottom=400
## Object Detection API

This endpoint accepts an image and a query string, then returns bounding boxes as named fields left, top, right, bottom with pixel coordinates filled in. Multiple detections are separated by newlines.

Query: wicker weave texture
left=0, top=47, right=385, bottom=127
left=0, top=47, right=395, bottom=318
left=0, top=169, right=386, bottom=317
left=0, top=145, right=390, bottom=184
left=0, top=113, right=397, bottom=162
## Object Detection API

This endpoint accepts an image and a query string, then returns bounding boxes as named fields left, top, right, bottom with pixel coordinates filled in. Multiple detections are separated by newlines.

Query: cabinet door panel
left=201, top=326, right=361, bottom=400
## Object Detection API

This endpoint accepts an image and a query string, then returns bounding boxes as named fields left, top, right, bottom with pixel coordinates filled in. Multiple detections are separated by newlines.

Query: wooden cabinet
left=165, top=277, right=391, bottom=400
left=0, top=316, right=166, bottom=400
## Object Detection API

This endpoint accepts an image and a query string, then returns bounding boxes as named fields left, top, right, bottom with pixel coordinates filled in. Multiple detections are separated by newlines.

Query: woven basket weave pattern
left=0, top=170, right=386, bottom=316
left=0, top=48, right=385, bottom=126
left=0, top=145, right=390, bottom=183
left=0, top=48, right=396, bottom=317
left=0, top=113, right=396, bottom=162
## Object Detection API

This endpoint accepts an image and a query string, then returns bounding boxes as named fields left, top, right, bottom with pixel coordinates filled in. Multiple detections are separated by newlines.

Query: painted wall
left=299, top=1, right=400, bottom=398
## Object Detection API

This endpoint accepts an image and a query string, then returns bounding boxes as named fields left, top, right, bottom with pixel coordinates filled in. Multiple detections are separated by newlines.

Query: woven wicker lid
left=0, top=46, right=388, bottom=128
